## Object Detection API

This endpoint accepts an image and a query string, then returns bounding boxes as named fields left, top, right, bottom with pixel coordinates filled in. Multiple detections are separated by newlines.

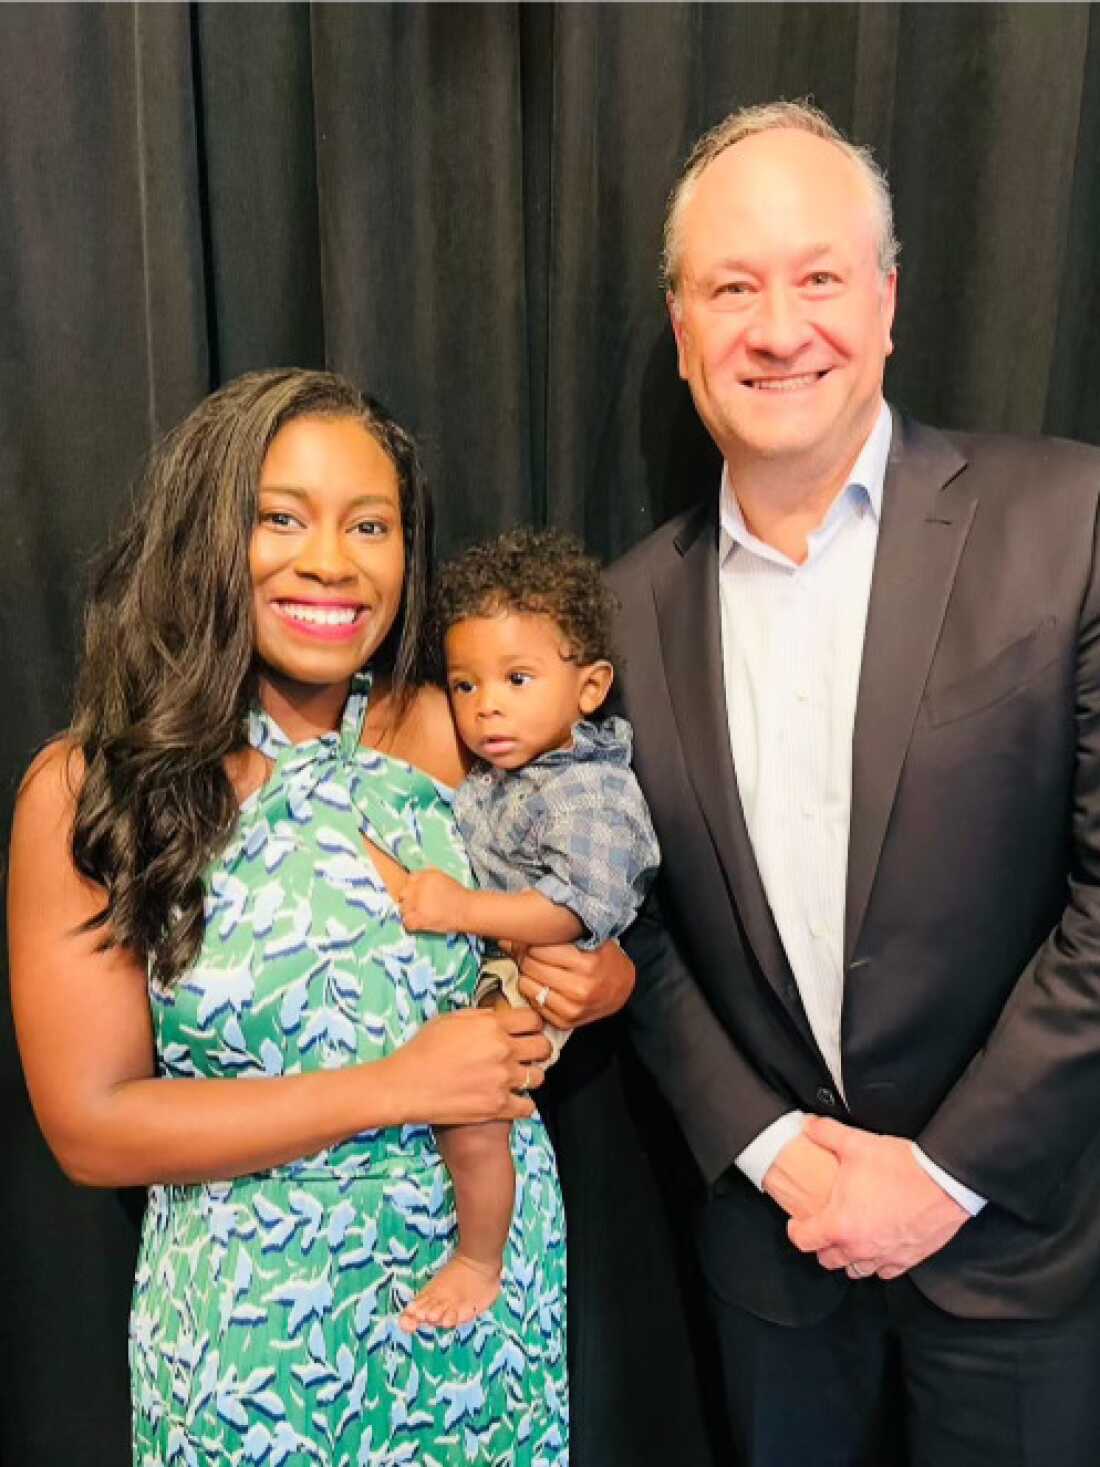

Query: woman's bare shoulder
left=382, top=683, right=470, bottom=788
left=16, top=738, right=85, bottom=823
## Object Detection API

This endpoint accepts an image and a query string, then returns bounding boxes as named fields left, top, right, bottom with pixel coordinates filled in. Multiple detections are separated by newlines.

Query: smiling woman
left=7, top=369, right=571, bottom=1465
left=250, top=415, right=410, bottom=741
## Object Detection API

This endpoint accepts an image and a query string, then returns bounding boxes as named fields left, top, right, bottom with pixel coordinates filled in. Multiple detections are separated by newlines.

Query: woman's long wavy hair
left=70, top=368, right=434, bottom=986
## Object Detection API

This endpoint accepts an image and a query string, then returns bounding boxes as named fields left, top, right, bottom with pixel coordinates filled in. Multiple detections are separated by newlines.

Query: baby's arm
left=398, top=868, right=584, bottom=945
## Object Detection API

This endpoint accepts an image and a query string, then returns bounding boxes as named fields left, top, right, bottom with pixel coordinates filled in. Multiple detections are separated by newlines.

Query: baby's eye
left=449, top=679, right=474, bottom=696
left=508, top=672, right=533, bottom=687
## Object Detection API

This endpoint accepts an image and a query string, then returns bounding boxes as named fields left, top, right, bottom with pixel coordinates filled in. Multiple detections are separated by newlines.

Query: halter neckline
left=248, top=670, right=372, bottom=763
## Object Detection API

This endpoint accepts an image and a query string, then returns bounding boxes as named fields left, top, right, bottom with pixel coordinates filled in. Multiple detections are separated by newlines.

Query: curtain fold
left=3, top=5, right=1100, bottom=1462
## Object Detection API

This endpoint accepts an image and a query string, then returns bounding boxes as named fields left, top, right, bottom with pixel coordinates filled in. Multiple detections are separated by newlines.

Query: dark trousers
left=710, top=1272, right=1100, bottom=1467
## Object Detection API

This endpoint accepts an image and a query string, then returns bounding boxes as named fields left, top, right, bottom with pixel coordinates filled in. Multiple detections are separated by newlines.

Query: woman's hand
left=515, top=940, right=636, bottom=1029
left=385, top=1007, right=552, bottom=1125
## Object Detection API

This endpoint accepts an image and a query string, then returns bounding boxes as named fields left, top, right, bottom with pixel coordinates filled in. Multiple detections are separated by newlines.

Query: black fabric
left=5, top=4, right=1100, bottom=1464
left=711, top=1274, right=1100, bottom=1467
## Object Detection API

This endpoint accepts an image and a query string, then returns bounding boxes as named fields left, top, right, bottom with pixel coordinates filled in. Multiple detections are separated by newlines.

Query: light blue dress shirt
left=718, top=402, right=985, bottom=1217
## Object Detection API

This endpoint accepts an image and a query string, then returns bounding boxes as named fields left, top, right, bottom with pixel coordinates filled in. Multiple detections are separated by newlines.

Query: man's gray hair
left=661, top=98, right=899, bottom=292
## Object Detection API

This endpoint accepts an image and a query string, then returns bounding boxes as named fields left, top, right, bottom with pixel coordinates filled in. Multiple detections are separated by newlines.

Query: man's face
left=669, top=128, right=896, bottom=482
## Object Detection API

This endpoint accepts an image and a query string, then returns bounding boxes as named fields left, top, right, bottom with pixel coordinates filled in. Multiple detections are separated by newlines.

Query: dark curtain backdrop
left=4, top=4, right=1100, bottom=1464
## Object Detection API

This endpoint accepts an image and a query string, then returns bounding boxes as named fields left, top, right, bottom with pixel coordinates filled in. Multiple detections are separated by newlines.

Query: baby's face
left=445, top=612, right=604, bottom=770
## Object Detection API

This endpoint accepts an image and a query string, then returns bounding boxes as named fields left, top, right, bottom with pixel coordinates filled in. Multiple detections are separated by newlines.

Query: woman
left=8, top=369, right=576, bottom=1464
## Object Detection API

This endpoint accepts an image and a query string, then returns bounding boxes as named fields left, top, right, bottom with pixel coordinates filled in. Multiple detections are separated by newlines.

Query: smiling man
left=609, top=100, right=1100, bottom=1466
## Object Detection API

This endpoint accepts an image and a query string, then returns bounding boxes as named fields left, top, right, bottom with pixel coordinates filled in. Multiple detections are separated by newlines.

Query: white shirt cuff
left=735, top=1110, right=808, bottom=1191
left=911, top=1143, right=987, bottom=1216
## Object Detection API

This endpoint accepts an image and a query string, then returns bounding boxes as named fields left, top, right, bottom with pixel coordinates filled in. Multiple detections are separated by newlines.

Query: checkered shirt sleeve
left=532, top=762, right=660, bottom=947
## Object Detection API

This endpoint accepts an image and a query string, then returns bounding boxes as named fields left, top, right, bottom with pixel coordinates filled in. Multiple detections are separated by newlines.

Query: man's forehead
left=681, top=130, right=878, bottom=254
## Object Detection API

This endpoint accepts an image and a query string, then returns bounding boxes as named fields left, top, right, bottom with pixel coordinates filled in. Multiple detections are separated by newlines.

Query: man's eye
left=806, top=271, right=839, bottom=287
left=718, top=281, right=751, bottom=297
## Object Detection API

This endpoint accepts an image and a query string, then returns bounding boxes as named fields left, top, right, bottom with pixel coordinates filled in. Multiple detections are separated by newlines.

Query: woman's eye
left=259, top=510, right=300, bottom=530
left=353, top=519, right=390, bottom=538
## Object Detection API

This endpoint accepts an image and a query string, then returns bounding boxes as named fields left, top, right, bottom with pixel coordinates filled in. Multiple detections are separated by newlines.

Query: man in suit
left=609, top=98, right=1100, bottom=1466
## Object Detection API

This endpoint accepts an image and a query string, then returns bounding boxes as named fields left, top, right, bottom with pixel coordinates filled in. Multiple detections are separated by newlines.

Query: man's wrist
left=762, top=1130, right=839, bottom=1220
left=737, top=1110, right=807, bottom=1191
left=910, top=1143, right=987, bottom=1216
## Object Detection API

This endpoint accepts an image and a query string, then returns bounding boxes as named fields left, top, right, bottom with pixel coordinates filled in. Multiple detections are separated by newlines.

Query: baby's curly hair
left=434, top=527, right=618, bottom=665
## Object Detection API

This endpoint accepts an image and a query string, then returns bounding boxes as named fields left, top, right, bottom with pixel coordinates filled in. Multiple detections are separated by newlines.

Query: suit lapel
left=653, top=506, right=815, bottom=1044
left=844, top=413, right=976, bottom=966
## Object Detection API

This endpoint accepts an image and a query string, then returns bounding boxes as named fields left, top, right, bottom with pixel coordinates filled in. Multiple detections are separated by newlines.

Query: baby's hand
left=397, top=868, right=468, bottom=934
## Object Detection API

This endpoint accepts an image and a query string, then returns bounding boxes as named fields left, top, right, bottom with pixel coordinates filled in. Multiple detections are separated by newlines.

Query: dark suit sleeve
left=624, top=884, right=794, bottom=1189
left=918, top=496, right=1100, bottom=1222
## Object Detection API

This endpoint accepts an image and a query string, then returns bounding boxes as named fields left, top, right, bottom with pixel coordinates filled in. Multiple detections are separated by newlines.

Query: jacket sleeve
left=918, top=494, right=1100, bottom=1222
left=624, top=882, right=794, bottom=1189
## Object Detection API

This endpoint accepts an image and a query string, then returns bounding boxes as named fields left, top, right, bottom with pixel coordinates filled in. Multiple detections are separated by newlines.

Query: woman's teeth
left=280, top=603, right=359, bottom=626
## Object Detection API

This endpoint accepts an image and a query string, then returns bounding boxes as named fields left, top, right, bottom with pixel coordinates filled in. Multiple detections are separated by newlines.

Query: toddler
left=396, top=527, right=659, bottom=1331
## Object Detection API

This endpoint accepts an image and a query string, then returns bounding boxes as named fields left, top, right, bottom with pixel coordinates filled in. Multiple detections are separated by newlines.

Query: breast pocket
left=924, top=616, right=1062, bottom=728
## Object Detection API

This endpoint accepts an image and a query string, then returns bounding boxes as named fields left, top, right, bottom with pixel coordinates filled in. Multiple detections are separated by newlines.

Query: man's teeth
left=281, top=603, right=359, bottom=626
left=750, top=374, right=821, bottom=391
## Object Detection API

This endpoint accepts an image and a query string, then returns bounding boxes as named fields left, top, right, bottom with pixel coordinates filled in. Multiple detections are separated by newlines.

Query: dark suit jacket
left=607, top=410, right=1100, bottom=1326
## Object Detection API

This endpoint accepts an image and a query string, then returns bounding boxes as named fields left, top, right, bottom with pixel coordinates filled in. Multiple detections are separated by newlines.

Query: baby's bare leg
left=398, top=1120, right=515, bottom=1332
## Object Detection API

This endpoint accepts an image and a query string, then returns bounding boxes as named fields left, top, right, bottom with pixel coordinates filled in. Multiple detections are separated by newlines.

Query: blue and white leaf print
left=131, top=674, right=567, bottom=1465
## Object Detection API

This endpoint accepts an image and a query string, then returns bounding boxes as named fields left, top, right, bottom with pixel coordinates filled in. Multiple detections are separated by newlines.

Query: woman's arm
left=8, top=744, right=549, bottom=1190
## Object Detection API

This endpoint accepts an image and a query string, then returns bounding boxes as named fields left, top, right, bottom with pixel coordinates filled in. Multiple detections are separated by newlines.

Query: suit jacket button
left=816, top=1087, right=837, bottom=1108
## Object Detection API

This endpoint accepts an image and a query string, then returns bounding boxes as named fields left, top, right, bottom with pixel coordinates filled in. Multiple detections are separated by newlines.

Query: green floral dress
left=129, top=674, right=568, bottom=1466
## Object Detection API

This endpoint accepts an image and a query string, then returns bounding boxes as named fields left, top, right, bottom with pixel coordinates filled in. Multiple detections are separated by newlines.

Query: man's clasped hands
left=764, top=1120, right=969, bottom=1282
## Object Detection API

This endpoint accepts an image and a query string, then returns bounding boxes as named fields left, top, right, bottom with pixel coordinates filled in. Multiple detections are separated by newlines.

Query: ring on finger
left=535, top=984, right=550, bottom=1008
left=847, top=1263, right=872, bottom=1279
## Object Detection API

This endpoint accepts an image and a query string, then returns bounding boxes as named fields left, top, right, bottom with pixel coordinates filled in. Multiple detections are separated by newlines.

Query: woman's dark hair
left=70, top=368, right=434, bottom=985
left=434, top=527, right=617, bottom=666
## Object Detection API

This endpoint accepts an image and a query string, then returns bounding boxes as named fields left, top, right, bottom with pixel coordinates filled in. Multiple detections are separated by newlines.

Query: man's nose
left=745, top=286, right=813, bottom=359
left=294, top=527, right=355, bottom=582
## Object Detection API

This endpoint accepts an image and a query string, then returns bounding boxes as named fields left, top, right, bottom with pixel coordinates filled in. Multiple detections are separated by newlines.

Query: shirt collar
left=718, top=400, right=893, bottom=566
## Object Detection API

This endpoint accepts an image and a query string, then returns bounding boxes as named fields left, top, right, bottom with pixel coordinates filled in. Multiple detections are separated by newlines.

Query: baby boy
left=396, top=527, right=659, bottom=1331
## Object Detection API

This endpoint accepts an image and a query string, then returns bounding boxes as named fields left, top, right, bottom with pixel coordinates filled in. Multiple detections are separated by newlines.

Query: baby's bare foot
left=398, top=1254, right=502, bottom=1333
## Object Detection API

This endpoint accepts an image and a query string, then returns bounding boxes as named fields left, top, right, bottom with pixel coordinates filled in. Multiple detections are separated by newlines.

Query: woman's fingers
left=505, top=1091, right=537, bottom=1120
left=496, top=1005, right=545, bottom=1034
left=513, top=1031, right=552, bottom=1063
left=517, top=976, right=581, bottom=1027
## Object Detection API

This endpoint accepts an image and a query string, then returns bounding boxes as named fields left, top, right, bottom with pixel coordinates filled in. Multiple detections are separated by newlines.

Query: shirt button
left=809, top=921, right=827, bottom=939
left=816, top=1087, right=837, bottom=1109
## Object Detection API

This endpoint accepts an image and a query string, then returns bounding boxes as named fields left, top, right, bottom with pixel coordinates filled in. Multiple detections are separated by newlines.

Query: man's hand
left=396, top=868, right=469, bottom=935
left=762, top=1133, right=839, bottom=1221
left=786, top=1116, right=969, bottom=1279
left=517, top=940, right=635, bottom=1028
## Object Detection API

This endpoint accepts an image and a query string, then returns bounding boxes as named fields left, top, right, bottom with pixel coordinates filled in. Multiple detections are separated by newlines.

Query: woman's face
left=250, top=415, right=405, bottom=697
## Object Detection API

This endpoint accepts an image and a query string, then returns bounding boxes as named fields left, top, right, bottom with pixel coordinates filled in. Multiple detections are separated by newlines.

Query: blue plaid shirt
left=452, top=715, right=660, bottom=948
